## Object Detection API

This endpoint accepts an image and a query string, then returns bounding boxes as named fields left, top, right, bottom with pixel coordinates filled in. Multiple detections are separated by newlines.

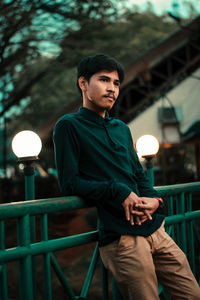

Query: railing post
left=0, top=220, right=8, bottom=300
left=167, top=195, right=175, bottom=239
left=17, top=215, right=34, bottom=300
left=145, top=157, right=154, bottom=186
left=176, top=192, right=187, bottom=254
left=186, top=193, right=196, bottom=275
left=112, top=278, right=124, bottom=300
left=24, top=165, right=35, bottom=201
left=80, top=243, right=99, bottom=299
left=101, top=260, right=109, bottom=300
left=41, top=213, right=53, bottom=300
left=24, top=164, right=37, bottom=299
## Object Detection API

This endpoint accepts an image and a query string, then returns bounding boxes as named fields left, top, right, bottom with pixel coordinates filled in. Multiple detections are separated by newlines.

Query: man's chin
left=104, top=103, right=114, bottom=111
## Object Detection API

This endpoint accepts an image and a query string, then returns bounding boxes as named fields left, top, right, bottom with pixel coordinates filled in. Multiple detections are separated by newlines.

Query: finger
left=125, top=205, right=130, bottom=221
left=135, top=203, right=151, bottom=210
left=140, top=214, right=149, bottom=220
left=130, top=210, right=144, bottom=216
left=144, top=209, right=152, bottom=220
left=135, top=216, right=141, bottom=226
left=140, top=217, right=148, bottom=223
left=130, top=213, right=134, bottom=226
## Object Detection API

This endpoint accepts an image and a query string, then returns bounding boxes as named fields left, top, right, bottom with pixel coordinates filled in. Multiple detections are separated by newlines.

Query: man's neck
left=83, top=103, right=106, bottom=118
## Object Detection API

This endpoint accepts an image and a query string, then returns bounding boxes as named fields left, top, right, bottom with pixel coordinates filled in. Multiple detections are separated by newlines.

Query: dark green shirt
left=53, top=106, right=164, bottom=246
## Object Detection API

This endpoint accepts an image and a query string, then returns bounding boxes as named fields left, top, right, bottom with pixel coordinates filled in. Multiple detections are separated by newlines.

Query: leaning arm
left=53, top=119, right=132, bottom=207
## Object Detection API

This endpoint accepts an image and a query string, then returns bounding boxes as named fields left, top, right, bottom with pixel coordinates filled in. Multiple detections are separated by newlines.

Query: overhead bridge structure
left=112, top=16, right=200, bottom=123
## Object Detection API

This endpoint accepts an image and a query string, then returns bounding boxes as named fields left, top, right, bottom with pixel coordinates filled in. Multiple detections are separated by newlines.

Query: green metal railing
left=0, top=182, right=200, bottom=299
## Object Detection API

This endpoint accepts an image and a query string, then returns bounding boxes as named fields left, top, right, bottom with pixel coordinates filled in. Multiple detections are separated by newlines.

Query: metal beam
left=112, top=16, right=200, bottom=123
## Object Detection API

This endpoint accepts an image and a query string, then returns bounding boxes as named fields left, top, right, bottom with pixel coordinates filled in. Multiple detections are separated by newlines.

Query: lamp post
left=136, top=135, right=159, bottom=186
left=12, top=130, right=42, bottom=201
left=12, top=130, right=42, bottom=299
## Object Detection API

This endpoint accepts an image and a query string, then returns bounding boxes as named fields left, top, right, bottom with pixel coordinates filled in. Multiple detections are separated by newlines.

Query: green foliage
left=0, top=0, right=116, bottom=119
left=25, top=65, right=78, bottom=125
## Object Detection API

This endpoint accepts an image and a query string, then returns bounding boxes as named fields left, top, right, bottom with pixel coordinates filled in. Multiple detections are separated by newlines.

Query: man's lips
left=104, top=94, right=116, bottom=101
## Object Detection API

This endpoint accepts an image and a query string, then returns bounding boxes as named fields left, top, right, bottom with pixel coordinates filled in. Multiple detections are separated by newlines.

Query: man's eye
left=100, top=78, right=107, bottom=82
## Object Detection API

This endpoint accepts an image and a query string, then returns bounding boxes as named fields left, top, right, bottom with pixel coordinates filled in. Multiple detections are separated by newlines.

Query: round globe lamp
left=136, top=135, right=159, bottom=185
left=12, top=130, right=42, bottom=162
left=12, top=130, right=42, bottom=201
left=136, top=134, right=159, bottom=158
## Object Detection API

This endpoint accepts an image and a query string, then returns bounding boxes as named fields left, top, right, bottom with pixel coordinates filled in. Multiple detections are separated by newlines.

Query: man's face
left=81, top=70, right=120, bottom=112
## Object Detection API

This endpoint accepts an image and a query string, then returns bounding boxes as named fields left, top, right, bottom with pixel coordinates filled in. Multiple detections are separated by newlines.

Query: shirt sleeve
left=53, top=119, right=132, bottom=206
left=127, top=127, right=160, bottom=198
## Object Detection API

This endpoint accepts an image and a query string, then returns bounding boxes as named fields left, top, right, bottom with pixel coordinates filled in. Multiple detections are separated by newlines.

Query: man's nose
left=106, top=81, right=115, bottom=92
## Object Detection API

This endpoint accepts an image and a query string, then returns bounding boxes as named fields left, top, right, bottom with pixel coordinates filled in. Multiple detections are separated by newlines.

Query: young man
left=53, top=54, right=200, bottom=299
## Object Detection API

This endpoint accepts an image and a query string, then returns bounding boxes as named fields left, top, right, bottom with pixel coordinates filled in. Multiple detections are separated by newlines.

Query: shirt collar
left=78, top=106, right=112, bottom=125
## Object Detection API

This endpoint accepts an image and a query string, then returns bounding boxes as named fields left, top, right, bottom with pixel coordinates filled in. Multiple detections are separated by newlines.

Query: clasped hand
left=122, top=192, right=159, bottom=226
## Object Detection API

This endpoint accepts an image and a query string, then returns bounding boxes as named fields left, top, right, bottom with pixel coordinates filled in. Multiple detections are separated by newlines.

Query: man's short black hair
left=77, top=54, right=124, bottom=94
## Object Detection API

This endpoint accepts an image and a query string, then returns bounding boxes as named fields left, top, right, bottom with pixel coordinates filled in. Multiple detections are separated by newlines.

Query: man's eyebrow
left=98, top=75, right=110, bottom=79
left=98, top=75, right=120, bottom=83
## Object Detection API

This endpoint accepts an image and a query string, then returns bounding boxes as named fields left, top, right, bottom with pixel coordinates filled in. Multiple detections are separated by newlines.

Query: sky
left=126, top=0, right=200, bottom=17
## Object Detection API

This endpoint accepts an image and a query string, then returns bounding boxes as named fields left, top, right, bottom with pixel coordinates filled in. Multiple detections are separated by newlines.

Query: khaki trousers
left=99, top=222, right=200, bottom=300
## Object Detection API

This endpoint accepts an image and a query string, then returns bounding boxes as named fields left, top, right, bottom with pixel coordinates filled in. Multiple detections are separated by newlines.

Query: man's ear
left=78, top=76, right=88, bottom=92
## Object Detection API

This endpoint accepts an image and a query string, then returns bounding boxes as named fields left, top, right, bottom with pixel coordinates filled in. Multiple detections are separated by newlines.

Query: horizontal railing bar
left=0, top=231, right=98, bottom=264
left=0, top=197, right=91, bottom=220
left=165, top=210, right=200, bottom=225
left=0, top=209, right=199, bottom=264
left=156, top=181, right=200, bottom=196
left=0, top=182, right=200, bottom=220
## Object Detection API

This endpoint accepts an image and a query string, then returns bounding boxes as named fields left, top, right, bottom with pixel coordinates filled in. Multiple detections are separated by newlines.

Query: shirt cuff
left=116, top=182, right=132, bottom=203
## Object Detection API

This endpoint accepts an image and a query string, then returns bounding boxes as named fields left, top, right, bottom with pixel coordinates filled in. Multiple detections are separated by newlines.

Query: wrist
left=154, top=197, right=163, bottom=203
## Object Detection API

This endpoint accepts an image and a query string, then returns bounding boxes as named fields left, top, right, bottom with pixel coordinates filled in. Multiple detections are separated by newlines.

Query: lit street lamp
left=136, top=134, right=159, bottom=185
left=12, top=130, right=42, bottom=200
left=12, top=130, right=42, bottom=299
